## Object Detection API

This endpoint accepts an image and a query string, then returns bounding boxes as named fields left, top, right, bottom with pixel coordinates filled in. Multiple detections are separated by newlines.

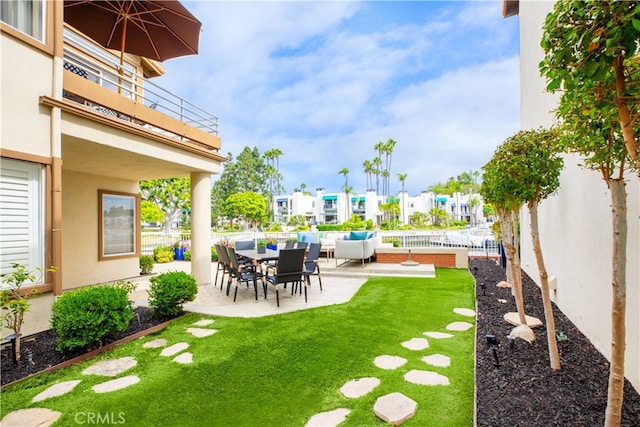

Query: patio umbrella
left=63, top=0, right=202, bottom=66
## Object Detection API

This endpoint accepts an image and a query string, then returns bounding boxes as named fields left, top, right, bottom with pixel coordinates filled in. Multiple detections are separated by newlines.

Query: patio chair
left=264, top=248, right=306, bottom=307
left=216, top=244, right=232, bottom=291
left=235, top=240, right=254, bottom=250
left=226, top=246, right=264, bottom=303
left=295, top=241, right=309, bottom=250
left=214, top=244, right=227, bottom=288
left=301, top=242, right=322, bottom=292
left=284, top=240, right=295, bottom=249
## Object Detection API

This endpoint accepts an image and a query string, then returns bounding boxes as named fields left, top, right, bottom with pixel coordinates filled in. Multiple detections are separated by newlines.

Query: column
left=190, top=172, right=212, bottom=285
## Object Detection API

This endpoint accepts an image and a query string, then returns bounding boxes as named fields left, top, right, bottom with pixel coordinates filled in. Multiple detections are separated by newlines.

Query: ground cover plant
left=1, top=270, right=475, bottom=426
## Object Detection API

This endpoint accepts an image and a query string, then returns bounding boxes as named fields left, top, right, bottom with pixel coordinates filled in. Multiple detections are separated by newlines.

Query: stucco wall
left=518, top=0, right=640, bottom=391
left=0, top=34, right=53, bottom=157
left=62, top=170, right=139, bottom=289
left=0, top=292, right=54, bottom=339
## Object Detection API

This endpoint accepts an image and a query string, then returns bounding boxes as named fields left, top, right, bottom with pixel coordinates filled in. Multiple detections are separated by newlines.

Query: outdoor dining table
left=235, top=248, right=280, bottom=263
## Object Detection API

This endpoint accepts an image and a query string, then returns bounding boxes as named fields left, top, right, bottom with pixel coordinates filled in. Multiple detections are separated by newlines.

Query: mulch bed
left=472, top=257, right=640, bottom=426
left=3, top=264, right=640, bottom=426
left=1, top=307, right=174, bottom=387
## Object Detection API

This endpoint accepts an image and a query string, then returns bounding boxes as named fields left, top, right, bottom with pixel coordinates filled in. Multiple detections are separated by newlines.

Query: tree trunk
left=528, top=201, right=561, bottom=370
left=500, top=208, right=526, bottom=325
left=614, top=55, right=640, bottom=169
left=605, top=178, right=627, bottom=427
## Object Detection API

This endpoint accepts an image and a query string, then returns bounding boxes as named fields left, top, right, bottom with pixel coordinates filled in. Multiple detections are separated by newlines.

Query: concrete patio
left=129, top=259, right=436, bottom=318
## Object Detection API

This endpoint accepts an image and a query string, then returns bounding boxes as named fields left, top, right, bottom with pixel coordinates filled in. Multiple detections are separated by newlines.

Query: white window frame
left=0, top=158, right=45, bottom=287
left=0, top=0, right=45, bottom=42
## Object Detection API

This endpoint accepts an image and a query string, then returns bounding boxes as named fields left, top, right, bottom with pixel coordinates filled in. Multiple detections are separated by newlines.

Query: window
left=99, top=190, right=141, bottom=260
left=0, top=0, right=45, bottom=42
left=0, top=158, right=45, bottom=284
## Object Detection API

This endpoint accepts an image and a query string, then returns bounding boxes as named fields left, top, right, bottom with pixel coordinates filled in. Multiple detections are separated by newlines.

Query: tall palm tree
left=372, top=156, right=382, bottom=193
left=343, top=184, right=353, bottom=222
left=338, top=167, right=349, bottom=188
left=397, top=173, right=407, bottom=224
left=362, top=160, right=374, bottom=190
left=383, top=138, right=397, bottom=198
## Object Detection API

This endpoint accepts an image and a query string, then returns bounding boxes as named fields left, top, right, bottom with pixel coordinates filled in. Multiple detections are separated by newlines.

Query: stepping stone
left=497, top=281, right=511, bottom=288
left=143, top=338, right=167, bottom=348
left=374, top=355, right=407, bottom=370
left=498, top=299, right=508, bottom=304
left=160, top=342, right=189, bottom=357
left=32, top=380, right=81, bottom=402
left=446, top=321, right=473, bottom=331
left=453, top=307, right=476, bottom=317
left=510, top=324, right=536, bottom=343
left=193, top=319, right=215, bottom=326
left=373, top=392, right=417, bottom=425
left=401, top=337, right=429, bottom=350
left=503, top=312, right=543, bottom=328
left=339, top=377, right=380, bottom=398
left=305, top=408, right=351, bottom=427
left=404, top=370, right=449, bottom=386
left=93, top=375, right=140, bottom=393
left=422, top=354, right=450, bottom=368
left=186, top=327, right=218, bottom=338
left=173, top=352, right=193, bottom=364
left=83, top=356, right=137, bottom=377
left=1, top=408, right=62, bottom=426
left=423, top=332, right=453, bottom=339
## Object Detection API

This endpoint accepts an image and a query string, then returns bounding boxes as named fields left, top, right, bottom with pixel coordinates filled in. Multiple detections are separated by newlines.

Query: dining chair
left=226, top=246, right=263, bottom=302
left=213, top=244, right=226, bottom=287
left=295, top=241, right=309, bottom=250
left=302, top=242, right=323, bottom=292
left=235, top=240, right=254, bottom=250
left=216, top=244, right=232, bottom=291
left=284, top=240, right=295, bottom=249
left=264, top=248, right=306, bottom=307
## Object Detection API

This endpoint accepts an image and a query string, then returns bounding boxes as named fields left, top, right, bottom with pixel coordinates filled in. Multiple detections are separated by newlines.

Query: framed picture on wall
left=98, top=190, right=141, bottom=260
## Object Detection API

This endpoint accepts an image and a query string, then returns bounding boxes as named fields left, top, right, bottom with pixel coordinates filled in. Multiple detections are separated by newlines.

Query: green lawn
left=2, top=268, right=475, bottom=426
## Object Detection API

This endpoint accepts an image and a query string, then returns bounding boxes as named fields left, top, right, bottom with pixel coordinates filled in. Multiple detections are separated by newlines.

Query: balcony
left=42, top=28, right=220, bottom=156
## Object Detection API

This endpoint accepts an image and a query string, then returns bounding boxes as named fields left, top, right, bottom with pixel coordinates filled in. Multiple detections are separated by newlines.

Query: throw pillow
left=349, top=231, right=368, bottom=241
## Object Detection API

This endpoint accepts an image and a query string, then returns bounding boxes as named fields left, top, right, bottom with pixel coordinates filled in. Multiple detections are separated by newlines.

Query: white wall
left=518, top=0, right=640, bottom=391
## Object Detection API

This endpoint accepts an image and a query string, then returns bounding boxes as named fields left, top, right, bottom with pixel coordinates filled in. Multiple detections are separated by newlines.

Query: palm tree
left=397, top=173, right=407, bottom=224
left=338, top=167, right=349, bottom=188
left=362, top=160, right=374, bottom=190
left=372, top=157, right=382, bottom=193
left=300, top=182, right=307, bottom=195
left=383, top=138, right=397, bottom=198
left=343, top=185, right=353, bottom=223
left=374, top=141, right=385, bottom=193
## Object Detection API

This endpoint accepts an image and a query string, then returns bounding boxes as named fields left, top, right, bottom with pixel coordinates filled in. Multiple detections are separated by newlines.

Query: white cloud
left=157, top=1, right=521, bottom=195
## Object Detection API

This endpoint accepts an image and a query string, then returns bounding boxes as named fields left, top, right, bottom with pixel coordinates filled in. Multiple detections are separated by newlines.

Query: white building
left=507, top=0, right=639, bottom=391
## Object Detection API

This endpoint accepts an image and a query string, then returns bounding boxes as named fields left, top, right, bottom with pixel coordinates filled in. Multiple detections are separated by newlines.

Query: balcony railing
left=61, top=28, right=219, bottom=150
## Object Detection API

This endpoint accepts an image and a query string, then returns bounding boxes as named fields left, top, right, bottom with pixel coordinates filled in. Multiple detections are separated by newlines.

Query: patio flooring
left=129, top=260, right=435, bottom=318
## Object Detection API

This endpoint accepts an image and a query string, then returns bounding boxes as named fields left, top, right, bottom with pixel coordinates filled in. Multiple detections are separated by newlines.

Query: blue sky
left=156, top=0, right=521, bottom=195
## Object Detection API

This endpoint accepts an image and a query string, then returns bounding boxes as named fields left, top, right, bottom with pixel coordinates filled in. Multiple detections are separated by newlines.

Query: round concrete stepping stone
left=82, top=356, right=137, bottom=377
left=339, top=377, right=380, bottom=398
left=404, top=370, right=449, bottom=386
left=32, top=380, right=81, bottom=402
left=143, top=338, right=167, bottom=348
left=453, top=307, right=476, bottom=317
left=374, top=355, right=408, bottom=370
left=1, top=408, right=61, bottom=426
left=510, top=324, right=536, bottom=343
left=160, top=342, right=189, bottom=357
left=92, top=375, right=140, bottom=393
left=373, top=392, right=417, bottom=425
left=446, top=321, right=473, bottom=331
left=304, top=408, right=351, bottom=427
left=173, top=352, right=193, bottom=364
left=193, top=319, right=215, bottom=326
left=423, top=331, right=453, bottom=339
left=422, top=354, right=450, bottom=368
left=186, top=327, right=218, bottom=338
left=401, top=337, right=429, bottom=350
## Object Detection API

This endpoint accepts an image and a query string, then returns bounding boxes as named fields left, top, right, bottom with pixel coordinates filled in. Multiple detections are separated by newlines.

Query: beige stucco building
left=1, top=1, right=224, bottom=336
left=505, top=0, right=639, bottom=392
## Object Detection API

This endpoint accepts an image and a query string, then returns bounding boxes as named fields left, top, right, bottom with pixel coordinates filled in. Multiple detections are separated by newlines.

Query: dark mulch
left=1, top=307, right=174, bottom=387
left=472, top=257, right=640, bottom=426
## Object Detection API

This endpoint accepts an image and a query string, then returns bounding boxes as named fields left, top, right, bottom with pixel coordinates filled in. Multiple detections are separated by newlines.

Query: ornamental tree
left=541, top=2, right=640, bottom=423
left=140, top=178, right=191, bottom=233
left=225, top=191, right=267, bottom=229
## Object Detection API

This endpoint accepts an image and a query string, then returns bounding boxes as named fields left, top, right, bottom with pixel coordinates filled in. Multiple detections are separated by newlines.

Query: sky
left=155, top=0, right=521, bottom=196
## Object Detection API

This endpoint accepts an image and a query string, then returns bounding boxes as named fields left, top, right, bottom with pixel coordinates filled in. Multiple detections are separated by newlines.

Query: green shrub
left=316, top=224, right=345, bottom=231
left=51, top=285, right=133, bottom=352
left=211, top=246, right=219, bottom=262
left=183, top=249, right=192, bottom=261
left=153, top=245, right=174, bottom=263
left=140, top=255, right=155, bottom=274
left=148, top=271, right=197, bottom=316
left=383, top=237, right=402, bottom=247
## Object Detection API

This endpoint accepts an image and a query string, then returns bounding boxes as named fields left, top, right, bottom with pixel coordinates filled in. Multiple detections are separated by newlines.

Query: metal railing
left=141, top=229, right=499, bottom=257
left=63, top=29, right=219, bottom=137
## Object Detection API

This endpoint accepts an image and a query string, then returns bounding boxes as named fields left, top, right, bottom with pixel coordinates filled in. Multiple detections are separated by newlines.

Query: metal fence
left=141, top=229, right=499, bottom=257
